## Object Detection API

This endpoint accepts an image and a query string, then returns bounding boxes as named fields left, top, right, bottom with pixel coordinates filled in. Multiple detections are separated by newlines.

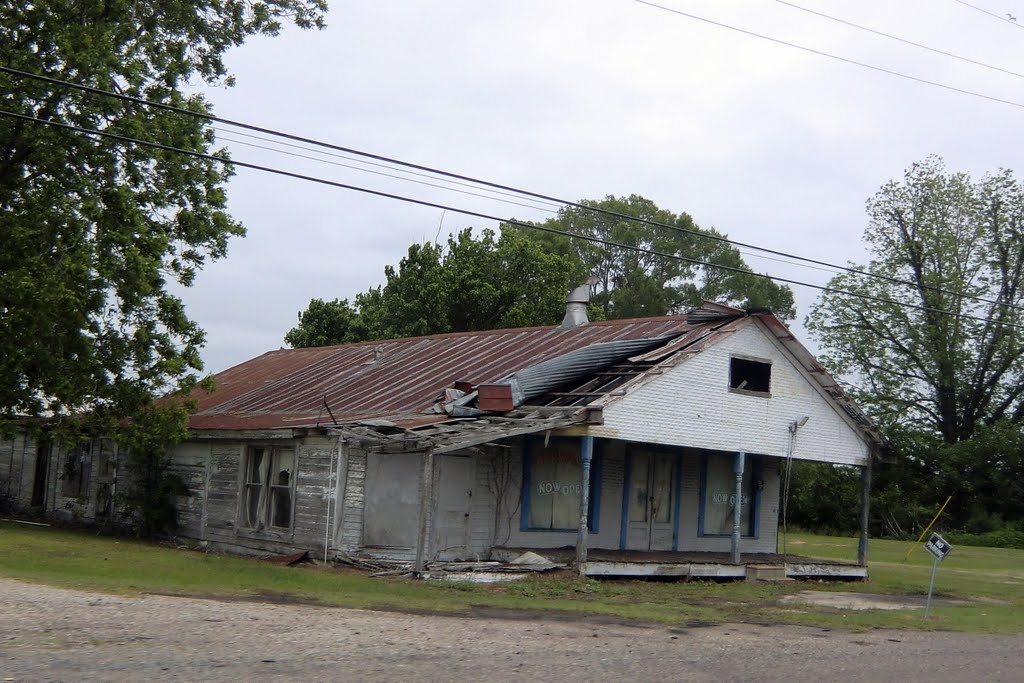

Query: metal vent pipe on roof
left=560, top=281, right=593, bottom=328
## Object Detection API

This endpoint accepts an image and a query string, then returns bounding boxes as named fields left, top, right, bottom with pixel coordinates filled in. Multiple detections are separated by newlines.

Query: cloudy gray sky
left=180, top=0, right=1024, bottom=374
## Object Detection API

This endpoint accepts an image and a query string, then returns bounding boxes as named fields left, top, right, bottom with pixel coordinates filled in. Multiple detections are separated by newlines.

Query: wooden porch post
left=858, top=455, right=872, bottom=566
left=576, top=435, right=594, bottom=576
left=414, top=448, right=436, bottom=575
left=731, top=451, right=746, bottom=564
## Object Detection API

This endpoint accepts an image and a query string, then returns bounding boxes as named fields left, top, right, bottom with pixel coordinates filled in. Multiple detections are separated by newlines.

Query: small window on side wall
left=242, top=446, right=295, bottom=532
left=729, top=357, right=771, bottom=394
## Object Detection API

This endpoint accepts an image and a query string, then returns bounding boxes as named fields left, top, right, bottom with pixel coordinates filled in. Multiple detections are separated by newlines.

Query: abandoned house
left=0, top=296, right=886, bottom=579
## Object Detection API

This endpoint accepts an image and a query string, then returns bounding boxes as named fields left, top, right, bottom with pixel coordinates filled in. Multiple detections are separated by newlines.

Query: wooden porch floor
left=491, top=547, right=867, bottom=580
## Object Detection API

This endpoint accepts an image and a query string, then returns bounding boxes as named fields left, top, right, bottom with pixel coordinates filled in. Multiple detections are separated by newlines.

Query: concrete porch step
left=746, top=564, right=793, bottom=582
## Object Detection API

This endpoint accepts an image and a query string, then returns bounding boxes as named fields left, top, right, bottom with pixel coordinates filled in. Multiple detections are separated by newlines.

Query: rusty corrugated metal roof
left=187, top=304, right=887, bottom=452
left=189, top=316, right=703, bottom=430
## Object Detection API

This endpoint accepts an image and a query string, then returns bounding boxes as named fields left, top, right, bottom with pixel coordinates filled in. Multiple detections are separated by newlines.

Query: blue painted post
left=731, top=452, right=745, bottom=564
left=576, top=435, right=594, bottom=576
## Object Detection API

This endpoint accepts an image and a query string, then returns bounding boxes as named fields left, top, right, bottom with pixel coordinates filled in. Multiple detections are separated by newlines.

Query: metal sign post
left=923, top=533, right=953, bottom=619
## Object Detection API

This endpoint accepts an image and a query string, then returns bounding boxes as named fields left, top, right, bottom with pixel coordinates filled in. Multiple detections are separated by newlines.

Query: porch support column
left=414, top=447, right=436, bottom=575
left=575, top=435, right=594, bottom=576
left=858, top=455, right=872, bottom=566
left=731, top=451, right=746, bottom=564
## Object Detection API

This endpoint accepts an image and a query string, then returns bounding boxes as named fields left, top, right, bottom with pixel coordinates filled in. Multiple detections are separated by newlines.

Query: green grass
left=2, top=522, right=1022, bottom=633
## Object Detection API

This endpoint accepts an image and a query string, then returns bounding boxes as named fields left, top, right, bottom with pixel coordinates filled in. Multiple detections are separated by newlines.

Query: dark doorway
left=31, top=442, right=50, bottom=507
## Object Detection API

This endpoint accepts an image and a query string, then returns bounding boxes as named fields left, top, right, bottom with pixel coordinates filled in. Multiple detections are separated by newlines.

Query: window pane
left=528, top=443, right=581, bottom=529
left=703, top=456, right=752, bottom=535
left=551, top=459, right=581, bottom=529
left=271, top=487, right=291, bottom=528
left=652, top=455, right=673, bottom=524
left=247, top=448, right=264, bottom=484
left=528, top=459, right=555, bottom=528
left=245, top=483, right=262, bottom=528
left=629, top=455, right=649, bottom=522
left=273, top=449, right=294, bottom=487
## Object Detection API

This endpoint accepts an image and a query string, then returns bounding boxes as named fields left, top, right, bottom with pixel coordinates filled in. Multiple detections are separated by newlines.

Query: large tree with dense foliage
left=0, top=1, right=326, bottom=424
left=1, top=2, right=326, bottom=532
left=804, top=158, right=1024, bottom=538
left=807, top=157, right=1024, bottom=444
left=507, top=194, right=796, bottom=321
left=286, top=228, right=583, bottom=346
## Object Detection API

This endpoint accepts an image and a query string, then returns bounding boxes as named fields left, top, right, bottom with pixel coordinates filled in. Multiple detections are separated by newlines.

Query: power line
left=217, top=130, right=832, bottom=273
left=3, top=107, right=1022, bottom=332
left=215, top=132, right=559, bottom=214
left=631, top=0, right=1024, bottom=109
left=213, top=126, right=565, bottom=212
left=776, top=0, right=1024, bottom=79
left=952, top=0, right=1024, bottom=28
left=3, top=65, right=1020, bottom=315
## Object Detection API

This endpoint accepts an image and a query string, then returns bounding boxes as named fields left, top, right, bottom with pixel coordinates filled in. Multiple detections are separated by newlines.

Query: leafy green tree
left=807, top=157, right=1024, bottom=444
left=284, top=299, right=368, bottom=348
left=508, top=195, right=796, bottom=321
left=1, top=2, right=326, bottom=532
left=287, top=228, right=582, bottom=346
left=1, top=1, right=325, bottom=422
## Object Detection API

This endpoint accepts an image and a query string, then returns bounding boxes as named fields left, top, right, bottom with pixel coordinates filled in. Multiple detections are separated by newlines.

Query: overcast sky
left=180, top=0, right=1024, bottom=374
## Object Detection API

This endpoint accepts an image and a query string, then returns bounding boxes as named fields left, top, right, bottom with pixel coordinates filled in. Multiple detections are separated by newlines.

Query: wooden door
left=624, top=451, right=676, bottom=551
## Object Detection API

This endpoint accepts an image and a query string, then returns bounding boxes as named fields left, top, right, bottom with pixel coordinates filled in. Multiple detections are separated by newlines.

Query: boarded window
left=524, top=439, right=598, bottom=531
left=729, top=357, right=771, bottom=394
left=701, top=454, right=756, bottom=536
left=242, top=446, right=295, bottom=531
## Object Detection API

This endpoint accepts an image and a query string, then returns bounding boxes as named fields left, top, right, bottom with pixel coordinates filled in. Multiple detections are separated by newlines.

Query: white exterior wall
left=591, top=321, right=871, bottom=466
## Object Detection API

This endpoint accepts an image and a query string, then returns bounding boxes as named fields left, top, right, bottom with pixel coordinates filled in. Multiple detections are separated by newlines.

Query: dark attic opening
left=729, top=357, right=771, bottom=394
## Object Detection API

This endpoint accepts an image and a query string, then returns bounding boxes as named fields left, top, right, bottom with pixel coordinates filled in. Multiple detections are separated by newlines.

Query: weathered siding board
left=593, top=322, right=871, bottom=466
left=202, top=443, right=242, bottom=544
left=0, top=434, right=33, bottom=508
left=338, top=448, right=366, bottom=551
left=469, top=448, right=504, bottom=557
left=167, top=442, right=209, bottom=538
left=291, top=441, right=335, bottom=552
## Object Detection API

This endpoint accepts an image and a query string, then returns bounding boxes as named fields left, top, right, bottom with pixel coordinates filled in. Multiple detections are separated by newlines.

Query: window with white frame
left=242, top=446, right=295, bottom=531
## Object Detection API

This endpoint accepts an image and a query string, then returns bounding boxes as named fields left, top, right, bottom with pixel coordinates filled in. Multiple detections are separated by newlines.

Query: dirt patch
left=779, top=590, right=978, bottom=611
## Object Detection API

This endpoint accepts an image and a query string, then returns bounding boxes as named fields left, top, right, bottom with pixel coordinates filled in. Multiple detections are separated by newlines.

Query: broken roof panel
left=504, top=335, right=679, bottom=404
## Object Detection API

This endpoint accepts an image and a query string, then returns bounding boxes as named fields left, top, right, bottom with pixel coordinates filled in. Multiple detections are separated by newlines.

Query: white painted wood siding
left=591, top=322, right=871, bottom=466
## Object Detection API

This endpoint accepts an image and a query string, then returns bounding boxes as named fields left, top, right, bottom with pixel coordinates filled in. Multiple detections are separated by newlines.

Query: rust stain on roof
left=190, top=316, right=699, bottom=430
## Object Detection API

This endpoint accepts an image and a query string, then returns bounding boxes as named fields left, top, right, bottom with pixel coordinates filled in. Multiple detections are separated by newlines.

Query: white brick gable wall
left=591, top=319, right=871, bottom=466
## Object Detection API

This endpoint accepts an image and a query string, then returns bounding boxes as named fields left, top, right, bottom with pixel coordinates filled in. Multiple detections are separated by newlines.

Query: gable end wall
left=592, top=323, right=870, bottom=466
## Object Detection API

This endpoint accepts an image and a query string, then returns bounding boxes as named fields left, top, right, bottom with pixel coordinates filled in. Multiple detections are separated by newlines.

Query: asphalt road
left=1, top=578, right=1022, bottom=682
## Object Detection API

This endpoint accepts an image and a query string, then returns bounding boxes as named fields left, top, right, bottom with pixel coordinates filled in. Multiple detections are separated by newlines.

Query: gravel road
left=2, top=577, right=1022, bottom=682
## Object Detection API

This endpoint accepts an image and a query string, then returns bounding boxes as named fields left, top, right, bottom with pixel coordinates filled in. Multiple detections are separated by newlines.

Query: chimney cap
left=560, top=280, right=595, bottom=328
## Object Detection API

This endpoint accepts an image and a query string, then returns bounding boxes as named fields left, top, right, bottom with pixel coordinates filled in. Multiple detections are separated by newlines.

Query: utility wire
left=776, top=0, right=1024, bottom=79
left=3, top=107, right=1023, bottom=332
left=632, top=0, right=1024, bottom=109
left=3, top=65, right=1021, bottom=315
left=218, top=130, right=836, bottom=273
left=214, top=126, right=565, bottom=212
left=216, top=133, right=559, bottom=214
left=952, top=0, right=1024, bottom=28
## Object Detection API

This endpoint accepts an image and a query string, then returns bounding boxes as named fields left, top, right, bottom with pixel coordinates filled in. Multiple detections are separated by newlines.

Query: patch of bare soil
left=779, top=590, right=1003, bottom=611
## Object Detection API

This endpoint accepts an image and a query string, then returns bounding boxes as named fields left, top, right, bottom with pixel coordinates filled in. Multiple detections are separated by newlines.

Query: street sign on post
left=924, top=533, right=953, bottom=618
left=925, top=533, right=953, bottom=561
